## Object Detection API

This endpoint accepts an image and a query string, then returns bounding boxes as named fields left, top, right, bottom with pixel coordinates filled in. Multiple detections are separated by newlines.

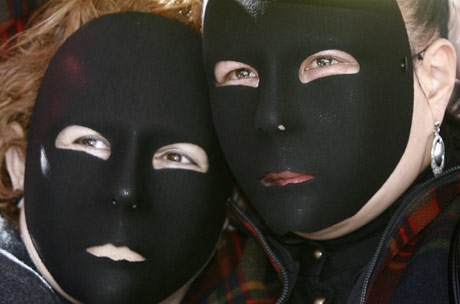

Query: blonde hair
left=0, top=0, right=203, bottom=225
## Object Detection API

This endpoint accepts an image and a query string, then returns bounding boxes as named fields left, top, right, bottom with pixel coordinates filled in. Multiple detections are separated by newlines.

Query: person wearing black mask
left=198, top=0, right=460, bottom=303
left=0, top=2, right=232, bottom=303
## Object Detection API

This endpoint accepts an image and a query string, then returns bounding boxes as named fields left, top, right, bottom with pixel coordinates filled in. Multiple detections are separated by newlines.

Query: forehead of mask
left=203, top=0, right=402, bottom=16
left=203, top=0, right=413, bottom=234
left=24, top=12, right=232, bottom=303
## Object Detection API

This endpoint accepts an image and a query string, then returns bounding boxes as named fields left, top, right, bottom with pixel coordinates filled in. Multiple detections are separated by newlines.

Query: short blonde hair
left=0, top=0, right=202, bottom=225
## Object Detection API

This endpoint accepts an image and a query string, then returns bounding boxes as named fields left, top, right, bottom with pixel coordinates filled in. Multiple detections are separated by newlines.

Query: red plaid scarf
left=186, top=171, right=460, bottom=303
left=0, top=0, right=45, bottom=46
left=366, top=173, right=460, bottom=303
left=184, top=227, right=281, bottom=304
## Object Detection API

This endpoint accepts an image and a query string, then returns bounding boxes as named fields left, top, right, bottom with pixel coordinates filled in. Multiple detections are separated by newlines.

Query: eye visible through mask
left=56, top=126, right=209, bottom=173
left=153, top=143, right=209, bottom=173
left=55, top=125, right=111, bottom=160
left=214, top=61, right=259, bottom=87
left=214, top=49, right=360, bottom=88
left=203, top=0, right=414, bottom=234
left=298, top=49, right=360, bottom=83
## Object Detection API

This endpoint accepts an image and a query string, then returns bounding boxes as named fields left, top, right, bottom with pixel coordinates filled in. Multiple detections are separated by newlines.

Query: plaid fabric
left=183, top=221, right=282, bottom=303
left=0, top=0, right=46, bottom=46
left=366, top=172, right=460, bottom=303
left=187, top=171, right=460, bottom=304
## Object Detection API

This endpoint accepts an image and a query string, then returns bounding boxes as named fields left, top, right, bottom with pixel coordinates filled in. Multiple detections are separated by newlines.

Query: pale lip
left=260, top=170, right=315, bottom=187
left=86, top=243, right=146, bottom=262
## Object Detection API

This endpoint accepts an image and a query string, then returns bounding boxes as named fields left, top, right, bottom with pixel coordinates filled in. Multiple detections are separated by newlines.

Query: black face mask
left=203, top=0, right=413, bottom=235
left=24, top=12, right=232, bottom=303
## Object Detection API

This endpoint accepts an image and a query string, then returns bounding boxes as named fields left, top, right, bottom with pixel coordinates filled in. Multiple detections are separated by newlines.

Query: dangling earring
left=431, top=121, right=445, bottom=177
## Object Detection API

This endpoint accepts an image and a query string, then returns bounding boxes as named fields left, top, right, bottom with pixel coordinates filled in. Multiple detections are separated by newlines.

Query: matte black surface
left=204, top=0, right=413, bottom=234
left=24, top=12, right=232, bottom=303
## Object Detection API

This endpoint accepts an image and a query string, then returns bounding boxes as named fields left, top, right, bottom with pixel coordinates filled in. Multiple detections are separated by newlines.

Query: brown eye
left=76, top=138, right=97, bottom=147
left=55, top=125, right=112, bottom=160
left=316, top=57, right=334, bottom=68
left=166, top=153, right=182, bottom=162
left=234, top=68, right=256, bottom=79
left=152, top=143, right=209, bottom=173
left=73, top=136, right=110, bottom=150
left=163, top=152, right=197, bottom=165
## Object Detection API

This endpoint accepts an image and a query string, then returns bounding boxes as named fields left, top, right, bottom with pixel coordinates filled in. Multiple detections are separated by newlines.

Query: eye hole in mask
left=55, top=125, right=111, bottom=160
left=214, top=61, right=259, bottom=88
left=299, top=49, right=360, bottom=84
left=153, top=143, right=209, bottom=173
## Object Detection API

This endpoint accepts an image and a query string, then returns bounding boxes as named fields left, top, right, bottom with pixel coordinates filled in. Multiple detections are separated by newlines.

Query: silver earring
left=431, top=121, right=445, bottom=177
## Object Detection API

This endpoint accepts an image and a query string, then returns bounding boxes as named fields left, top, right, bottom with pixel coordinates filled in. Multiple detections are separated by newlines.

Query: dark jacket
left=0, top=217, right=60, bottom=303
left=186, top=165, right=460, bottom=304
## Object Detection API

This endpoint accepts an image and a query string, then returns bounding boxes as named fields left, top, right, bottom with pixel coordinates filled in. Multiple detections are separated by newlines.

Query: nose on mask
left=23, top=12, right=232, bottom=302
left=203, top=0, right=413, bottom=234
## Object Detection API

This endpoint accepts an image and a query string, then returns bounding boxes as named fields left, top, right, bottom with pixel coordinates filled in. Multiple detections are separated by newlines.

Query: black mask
left=24, top=12, right=232, bottom=303
left=203, top=0, right=413, bottom=235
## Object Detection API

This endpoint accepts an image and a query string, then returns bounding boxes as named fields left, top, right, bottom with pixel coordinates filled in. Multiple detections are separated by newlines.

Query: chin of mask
left=23, top=12, right=232, bottom=303
left=203, top=0, right=413, bottom=235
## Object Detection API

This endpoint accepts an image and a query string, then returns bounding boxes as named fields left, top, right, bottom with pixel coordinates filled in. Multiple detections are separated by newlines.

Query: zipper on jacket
left=228, top=199, right=290, bottom=304
left=359, top=166, right=460, bottom=304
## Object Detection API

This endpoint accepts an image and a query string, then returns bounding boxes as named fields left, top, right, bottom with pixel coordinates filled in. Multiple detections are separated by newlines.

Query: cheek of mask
left=203, top=0, right=413, bottom=234
left=24, top=12, right=233, bottom=302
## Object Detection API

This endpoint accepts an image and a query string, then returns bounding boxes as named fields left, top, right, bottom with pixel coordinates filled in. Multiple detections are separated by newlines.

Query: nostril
left=111, top=198, right=138, bottom=210
left=254, top=106, right=283, bottom=132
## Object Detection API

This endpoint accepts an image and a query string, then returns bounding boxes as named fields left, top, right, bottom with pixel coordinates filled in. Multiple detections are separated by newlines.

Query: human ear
left=416, top=38, right=457, bottom=122
left=5, top=123, right=25, bottom=191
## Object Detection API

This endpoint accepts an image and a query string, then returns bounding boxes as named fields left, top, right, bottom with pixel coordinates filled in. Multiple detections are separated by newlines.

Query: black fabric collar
left=0, top=216, right=32, bottom=269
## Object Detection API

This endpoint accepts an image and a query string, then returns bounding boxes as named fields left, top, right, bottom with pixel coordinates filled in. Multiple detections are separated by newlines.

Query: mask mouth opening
left=86, top=243, right=146, bottom=262
left=259, top=170, right=315, bottom=187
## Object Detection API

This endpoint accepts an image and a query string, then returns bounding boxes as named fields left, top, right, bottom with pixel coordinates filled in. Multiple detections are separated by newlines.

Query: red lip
left=260, top=170, right=315, bottom=187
